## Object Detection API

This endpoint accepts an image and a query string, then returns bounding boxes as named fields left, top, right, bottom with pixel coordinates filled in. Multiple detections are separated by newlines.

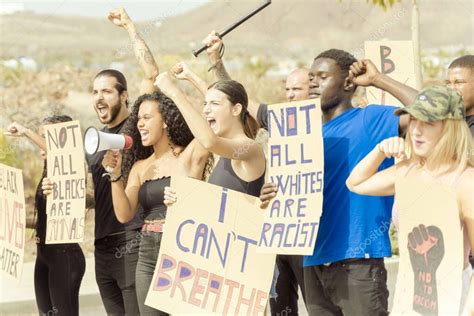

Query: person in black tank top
left=155, top=73, right=266, bottom=199
left=102, top=92, right=210, bottom=315
left=157, top=72, right=271, bottom=314
left=7, top=116, right=86, bottom=316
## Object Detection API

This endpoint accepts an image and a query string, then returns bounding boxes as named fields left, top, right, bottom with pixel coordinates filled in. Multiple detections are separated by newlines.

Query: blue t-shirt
left=303, top=105, right=399, bottom=267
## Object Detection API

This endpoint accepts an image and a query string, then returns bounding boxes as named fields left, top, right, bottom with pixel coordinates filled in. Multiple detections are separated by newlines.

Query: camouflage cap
left=394, top=85, right=465, bottom=122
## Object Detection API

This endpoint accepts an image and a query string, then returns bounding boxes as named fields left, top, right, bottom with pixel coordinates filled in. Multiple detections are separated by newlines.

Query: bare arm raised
left=108, top=7, right=159, bottom=94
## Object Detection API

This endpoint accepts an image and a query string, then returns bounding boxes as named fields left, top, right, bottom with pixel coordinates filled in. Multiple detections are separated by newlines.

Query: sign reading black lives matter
left=45, top=121, right=85, bottom=244
left=0, top=163, right=25, bottom=281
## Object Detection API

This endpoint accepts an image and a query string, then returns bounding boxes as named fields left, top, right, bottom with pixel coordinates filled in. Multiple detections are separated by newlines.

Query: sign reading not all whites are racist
left=0, top=163, right=25, bottom=281
left=45, top=120, right=85, bottom=244
left=145, top=176, right=276, bottom=315
left=258, top=99, right=324, bottom=255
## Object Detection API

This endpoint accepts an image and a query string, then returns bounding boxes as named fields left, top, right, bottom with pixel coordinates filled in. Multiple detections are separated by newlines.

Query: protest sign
left=392, top=179, right=463, bottom=315
left=0, top=163, right=25, bottom=281
left=365, top=41, right=417, bottom=107
left=145, top=176, right=276, bottom=315
left=258, top=99, right=324, bottom=255
left=45, top=121, right=85, bottom=244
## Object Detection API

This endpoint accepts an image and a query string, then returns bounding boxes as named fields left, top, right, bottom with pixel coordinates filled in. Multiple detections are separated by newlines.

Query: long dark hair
left=34, top=115, right=73, bottom=233
left=208, top=80, right=260, bottom=139
left=121, top=92, right=213, bottom=182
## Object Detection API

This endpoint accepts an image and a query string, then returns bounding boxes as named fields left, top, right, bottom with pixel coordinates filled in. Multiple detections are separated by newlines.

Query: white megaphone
left=84, top=126, right=133, bottom=155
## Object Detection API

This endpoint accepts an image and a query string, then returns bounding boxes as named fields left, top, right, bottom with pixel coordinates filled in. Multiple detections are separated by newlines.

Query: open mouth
left=206, top=118, right=216, bottom=128
left=96, top=105, right=109, bottom=118
left=139, top=129, right=149, bottom=140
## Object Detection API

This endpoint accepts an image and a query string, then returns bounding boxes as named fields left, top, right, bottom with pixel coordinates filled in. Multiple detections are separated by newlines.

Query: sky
left=0, top=0, right=210, bottom=21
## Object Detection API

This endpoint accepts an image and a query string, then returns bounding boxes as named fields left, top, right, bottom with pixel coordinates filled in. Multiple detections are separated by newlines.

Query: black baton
left=192, top=0, right=271, bottom=57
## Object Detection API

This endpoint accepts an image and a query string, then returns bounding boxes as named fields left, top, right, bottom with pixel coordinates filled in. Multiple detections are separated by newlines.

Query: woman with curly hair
left=102, top=91, right=210, bottom=315
left=346, top=86, right=474, bottom=315
left=7, top=116, right=86, bottom=316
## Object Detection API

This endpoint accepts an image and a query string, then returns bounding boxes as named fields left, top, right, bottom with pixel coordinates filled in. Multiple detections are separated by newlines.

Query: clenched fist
left=107, top=7, right=132, bottom=29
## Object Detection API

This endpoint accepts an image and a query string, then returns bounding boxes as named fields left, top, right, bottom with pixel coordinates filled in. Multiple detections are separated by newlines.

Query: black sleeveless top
left=137, top=176, right=170, bottom=221
left=208, top=158, right=265, bottom=197
left=35, top=183, right=48, bottom=244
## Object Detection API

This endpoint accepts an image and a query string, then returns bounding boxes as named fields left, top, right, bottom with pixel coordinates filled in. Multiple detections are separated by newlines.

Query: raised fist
left=6, top=122, right=28, bottom=137
left=408, top=224, right=444, bottom=315
left=378, top=137, right=407, bottom=160
left=107, top=7, right=132, bottom=29
left=171, top=62, right=192, bottom=81
left=349, top=59, right=381, bottom=87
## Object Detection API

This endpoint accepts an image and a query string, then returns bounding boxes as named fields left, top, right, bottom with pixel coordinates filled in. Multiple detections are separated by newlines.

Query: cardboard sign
left=258, top=99, right=324, bottom=255
left=44, top=121, right=85, bottom=244
left=0, top=163, right=25, bottom=281
left=365, top=41, right=417, bottom=107
left=392, top=178, right=463, bottom=315
left=145, top=176, right=276, bottom=315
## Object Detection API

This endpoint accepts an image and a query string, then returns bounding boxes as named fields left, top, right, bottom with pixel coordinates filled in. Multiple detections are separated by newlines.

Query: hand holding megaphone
left=84, top=126, right=133, bottom=155
left=102, top=150, right=122, bottom=178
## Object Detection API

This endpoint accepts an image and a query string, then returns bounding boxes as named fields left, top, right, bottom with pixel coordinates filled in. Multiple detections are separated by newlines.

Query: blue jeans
left=135, top=231, right=169, bottom=316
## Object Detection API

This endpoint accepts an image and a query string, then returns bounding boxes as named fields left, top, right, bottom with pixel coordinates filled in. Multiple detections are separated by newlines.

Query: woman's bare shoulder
left=457, top=167, right=474, bottom=190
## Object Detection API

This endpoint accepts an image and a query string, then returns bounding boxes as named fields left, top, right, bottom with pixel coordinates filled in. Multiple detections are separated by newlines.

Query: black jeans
left=270, top=255, right=306, bottom=316
left=95, top=230, right=141, bottom=315
left=135, top=231, right=169, bottom=316
left=34, top=243, right=85, bottom=316
left=304, top=258, right=389, bottom=316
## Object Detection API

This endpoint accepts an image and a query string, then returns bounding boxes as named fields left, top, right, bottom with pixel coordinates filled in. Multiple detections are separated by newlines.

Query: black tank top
left=137, top=176, right=170, bottom=221
left=35, top=183, right=48, bottom=243
left=208, top=158, right=265, bottom=197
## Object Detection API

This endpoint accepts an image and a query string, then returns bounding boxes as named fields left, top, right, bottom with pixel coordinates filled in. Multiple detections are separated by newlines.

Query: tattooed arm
left=108, top=7, right=159, bottom=94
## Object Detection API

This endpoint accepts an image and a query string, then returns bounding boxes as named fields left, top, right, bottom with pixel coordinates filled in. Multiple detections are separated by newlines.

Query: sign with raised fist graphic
left=392, top=179, right=463, bottom=315
left=392, top=178, right=463, bottom=315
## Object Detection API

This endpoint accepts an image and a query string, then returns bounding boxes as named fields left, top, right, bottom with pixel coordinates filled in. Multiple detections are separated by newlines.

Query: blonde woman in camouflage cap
left=346, top=85, right=473, bottom=315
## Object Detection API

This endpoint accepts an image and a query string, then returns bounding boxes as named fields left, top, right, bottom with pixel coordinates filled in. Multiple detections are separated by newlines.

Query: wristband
left=110, top=174, right=122, bottom=182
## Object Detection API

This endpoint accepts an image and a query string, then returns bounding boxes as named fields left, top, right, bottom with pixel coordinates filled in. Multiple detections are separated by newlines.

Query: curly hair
left=121, top=92, right=213, bottom=182
left=315, top=49, right=357, bottom=74
left=34, top=115, right=73, bottom=235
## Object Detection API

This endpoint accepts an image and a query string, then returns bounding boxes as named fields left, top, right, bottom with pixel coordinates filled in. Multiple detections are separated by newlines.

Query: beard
left=97, top=100, right=122, bottom=124
left=320, top=94, right=342, bottom=112
left=107, top=102, right=122, bottom=124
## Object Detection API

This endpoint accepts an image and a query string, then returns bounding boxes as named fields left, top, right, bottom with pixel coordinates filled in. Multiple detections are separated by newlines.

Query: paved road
left=0, top=257, right=400, bottom=315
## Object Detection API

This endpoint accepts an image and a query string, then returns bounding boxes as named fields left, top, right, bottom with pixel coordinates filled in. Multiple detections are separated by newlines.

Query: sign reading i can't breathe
left=0, top=163, right=25, bottom=281
left=44, top=120, right=85, bottom=244
left=258, top=99, right=324, bottom=255
left=145, top=176, right=276, bottom=315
